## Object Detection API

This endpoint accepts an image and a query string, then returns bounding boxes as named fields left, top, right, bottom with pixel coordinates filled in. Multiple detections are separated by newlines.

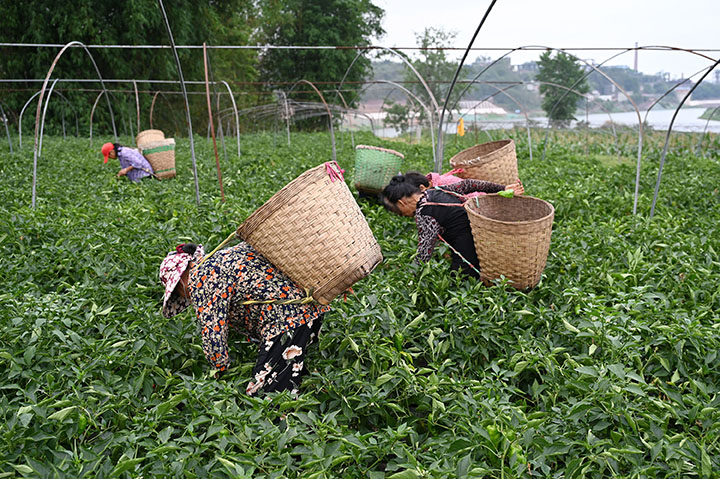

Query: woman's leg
left=246, top=315, right=323, bottom=396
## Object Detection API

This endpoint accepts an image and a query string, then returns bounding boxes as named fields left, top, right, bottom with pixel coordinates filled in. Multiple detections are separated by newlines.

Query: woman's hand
left=504, top=180, right=524, bottom=195
left=117, top=166, right=134, bottom=177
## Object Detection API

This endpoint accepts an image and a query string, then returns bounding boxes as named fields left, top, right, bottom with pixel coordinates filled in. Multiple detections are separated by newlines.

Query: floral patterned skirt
left=246, top=313, right=323, bottom=395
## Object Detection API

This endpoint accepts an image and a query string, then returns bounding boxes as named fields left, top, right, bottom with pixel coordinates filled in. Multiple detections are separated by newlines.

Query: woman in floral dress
left=159, top=242, right=329, bottom=395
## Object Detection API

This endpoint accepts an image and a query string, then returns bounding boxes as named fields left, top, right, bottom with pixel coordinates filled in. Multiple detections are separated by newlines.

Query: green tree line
left=0, top=0, right=384, bottom=136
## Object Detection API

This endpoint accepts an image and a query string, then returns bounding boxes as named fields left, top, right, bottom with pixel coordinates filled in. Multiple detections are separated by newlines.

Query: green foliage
left=536, top=51, right=590, bottom=125
left=0, top=0, right=258, bottom=135
left=700, top=107, right=720, bottom=121
left=1, top=128, right=719, bottom=477
left=382, top=100, right=413, bottom=134
left=405, top=27, right=458, bottom=120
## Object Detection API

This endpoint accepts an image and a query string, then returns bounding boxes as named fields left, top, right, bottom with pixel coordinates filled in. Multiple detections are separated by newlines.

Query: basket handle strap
left=194, top=230, right=237, bottom=269
left=422, top=202, right=466, bottom=207
left=325, top=161, right=345, bottom=182
left=437, top=233, right=482, bottom=277
left=191, top=232, right=319, bottom=305
left=433, top=186, right=468, bottom=199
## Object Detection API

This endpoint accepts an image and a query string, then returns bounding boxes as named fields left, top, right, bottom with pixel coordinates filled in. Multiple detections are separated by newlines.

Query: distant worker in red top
left=101, top=142, right=154, bottom=182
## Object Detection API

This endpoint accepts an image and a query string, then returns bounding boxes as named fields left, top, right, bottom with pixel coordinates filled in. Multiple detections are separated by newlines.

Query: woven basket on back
left=354, top=145, right=404, bottom=194
left=236, top=162, right=383, bottom=304
left=465, top=194, right=554, bottom=290
left=141, top=138, right=176, bottom=179
left=450, top=139, right=519, bottom=185
left=136, top=129, right=165, bottom=147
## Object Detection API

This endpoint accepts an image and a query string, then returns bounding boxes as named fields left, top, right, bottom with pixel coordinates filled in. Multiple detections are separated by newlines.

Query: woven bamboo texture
left=449, top=139, right=519, bottom=185
left=354, top=144, right=404, bottom=194
left=141, top=138, right=176, bottom=179
left=136, top=129, right=165, bottom=147
left=236, top=162, right=383, bottom=304
left=465, top=194, right=554, bottom=290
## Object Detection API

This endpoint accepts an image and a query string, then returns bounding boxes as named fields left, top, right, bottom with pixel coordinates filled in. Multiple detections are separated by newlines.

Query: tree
left=382, top=100, right=413, bottom=135
left=0, top=0, right=258, bottom=135
left=257, top=0, right=384, bottom=114
left=535, top=51, right=589, bottom=125
left=404, top=27, right=457, bottom=122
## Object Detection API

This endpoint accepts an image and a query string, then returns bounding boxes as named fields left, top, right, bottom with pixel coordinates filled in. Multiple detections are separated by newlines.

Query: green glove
left=498, top=189, right=514, bottom=198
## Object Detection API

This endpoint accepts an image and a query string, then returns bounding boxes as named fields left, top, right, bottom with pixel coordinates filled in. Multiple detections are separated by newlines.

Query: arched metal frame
left=133, top=80, right=140, bottom=136
left=370, top=82, right=423, bottom=143
left=203, top=42, right=225, bottom=202
left=0, top=100, right=13, bottom=154
left=19, top=89, right=80, bottom=149
left=363, top=79, right=434, bottom=152
left=454, top=83, right=534, bottom=162
left=436, top=0, right=498, bottom=172
left=534, top=46, right=717, bottom=214
left=337, top=46, right=439, bottom=165
left=288, top=79, right=337, bottom=162
left=650, top=58, right=720, bottom=217
left=443, top=45, right=645, bottom=209
left=38, top=78, right=61, bottom=157
left=157, top=0, right=200, bottom=206
left=88, top=90, right=106, bottom=147
left=218, top=80, right=241, bottom=157
left=333, top=89, right=355, bottom=148
left=639, top=66, right=713, bottom=148
left=4, top=40, right=715, bottom=211
left=149, top=90, right=184, bottom=135
left=698, top=105, right=720, bottom=156
left=534, top=80, right=621, bottom=157
left=31, top=40, right=116, bottom=208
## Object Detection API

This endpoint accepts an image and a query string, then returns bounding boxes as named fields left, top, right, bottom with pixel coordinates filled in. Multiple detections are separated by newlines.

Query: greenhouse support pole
left=436, top=0, right=497, bottom=172
left=0, top=102, right=12, bottom=154
left=157, top=0, right=200, bottom=206
left=203, top=42, right=225, bottom=202
left=650, top=58, right=720, bottom=218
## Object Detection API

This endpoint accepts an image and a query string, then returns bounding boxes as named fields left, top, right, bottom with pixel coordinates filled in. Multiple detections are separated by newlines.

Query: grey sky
left=371, top=0, right=718, bottom=80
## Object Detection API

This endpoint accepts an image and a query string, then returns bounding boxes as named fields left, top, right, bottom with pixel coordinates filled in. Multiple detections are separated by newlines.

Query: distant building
left=456, top=100, right=506, bottom=115
left=514, top=61, right=538, bottom=73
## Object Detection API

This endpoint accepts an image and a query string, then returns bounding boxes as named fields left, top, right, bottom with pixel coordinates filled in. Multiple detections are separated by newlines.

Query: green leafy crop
left=0, top=129, right=718, bottom=478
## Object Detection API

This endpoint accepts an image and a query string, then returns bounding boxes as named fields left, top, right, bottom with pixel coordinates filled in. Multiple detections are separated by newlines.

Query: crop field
left=1, top=129, right=719, bottom=478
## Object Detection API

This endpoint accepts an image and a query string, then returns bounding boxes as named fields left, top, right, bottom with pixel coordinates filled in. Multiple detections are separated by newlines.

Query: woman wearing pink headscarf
left=158, top=242, right=328, bottom=396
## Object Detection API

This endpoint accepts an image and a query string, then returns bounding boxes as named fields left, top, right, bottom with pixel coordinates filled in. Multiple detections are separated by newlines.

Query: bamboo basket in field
left=465, top=194, right=554, bottom=290
left=236, top=162, right=383, bottom=304
left=354, top=145, right=404, bottom=194
left=450, top=139, right=519, bottom=185
left=136, top=129, right=165, bottom=147
left=141, top=138, right=176, bottom=179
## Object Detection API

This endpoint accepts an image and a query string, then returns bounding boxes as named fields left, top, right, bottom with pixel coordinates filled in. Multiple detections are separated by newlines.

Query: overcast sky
left=370, top=0, right=719, bottom=80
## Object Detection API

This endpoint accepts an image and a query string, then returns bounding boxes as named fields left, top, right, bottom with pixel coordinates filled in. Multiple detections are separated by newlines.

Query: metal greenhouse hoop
left=650, top=57, right=720, bottom=218
left=31, top=40, right=116, bottom=208
left=289, top=79, right=336, bottom=163
left=0, top=100, right=12, bottom=154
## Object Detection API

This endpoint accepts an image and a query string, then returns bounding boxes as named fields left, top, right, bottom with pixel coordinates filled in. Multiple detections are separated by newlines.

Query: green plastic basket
left=354, top=145, right=404, bottom=194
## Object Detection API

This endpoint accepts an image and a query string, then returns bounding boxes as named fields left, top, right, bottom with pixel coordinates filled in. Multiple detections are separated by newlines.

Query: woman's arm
left=122, top=148, right=155, bottom=174
left=192, top=288, right=232, bottom=372
left=444, top=179, right=505, bottom=195
left=415, top=214, right=442, bottom=263
left=117, top=166, right=134, bottom=177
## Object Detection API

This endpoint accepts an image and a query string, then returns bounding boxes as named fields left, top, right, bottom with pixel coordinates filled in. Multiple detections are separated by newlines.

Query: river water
left=372, top=107, right=720, bottom=137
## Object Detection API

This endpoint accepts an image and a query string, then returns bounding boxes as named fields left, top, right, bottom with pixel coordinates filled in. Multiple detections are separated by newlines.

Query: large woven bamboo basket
left=354, top=145, right=404, bottom=194
left=136, top=129, right=165, bottom=147
left=141, top=138, right=176, bottom=179
left=465, top=194, right=554, bottom=290
left=236, top=162, right=383, bottom=304
left=449, top=139, right=519, bottom=185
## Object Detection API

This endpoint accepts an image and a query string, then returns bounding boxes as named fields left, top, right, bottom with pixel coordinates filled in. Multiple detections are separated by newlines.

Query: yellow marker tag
left=457, top=118, right=465, bottom=136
